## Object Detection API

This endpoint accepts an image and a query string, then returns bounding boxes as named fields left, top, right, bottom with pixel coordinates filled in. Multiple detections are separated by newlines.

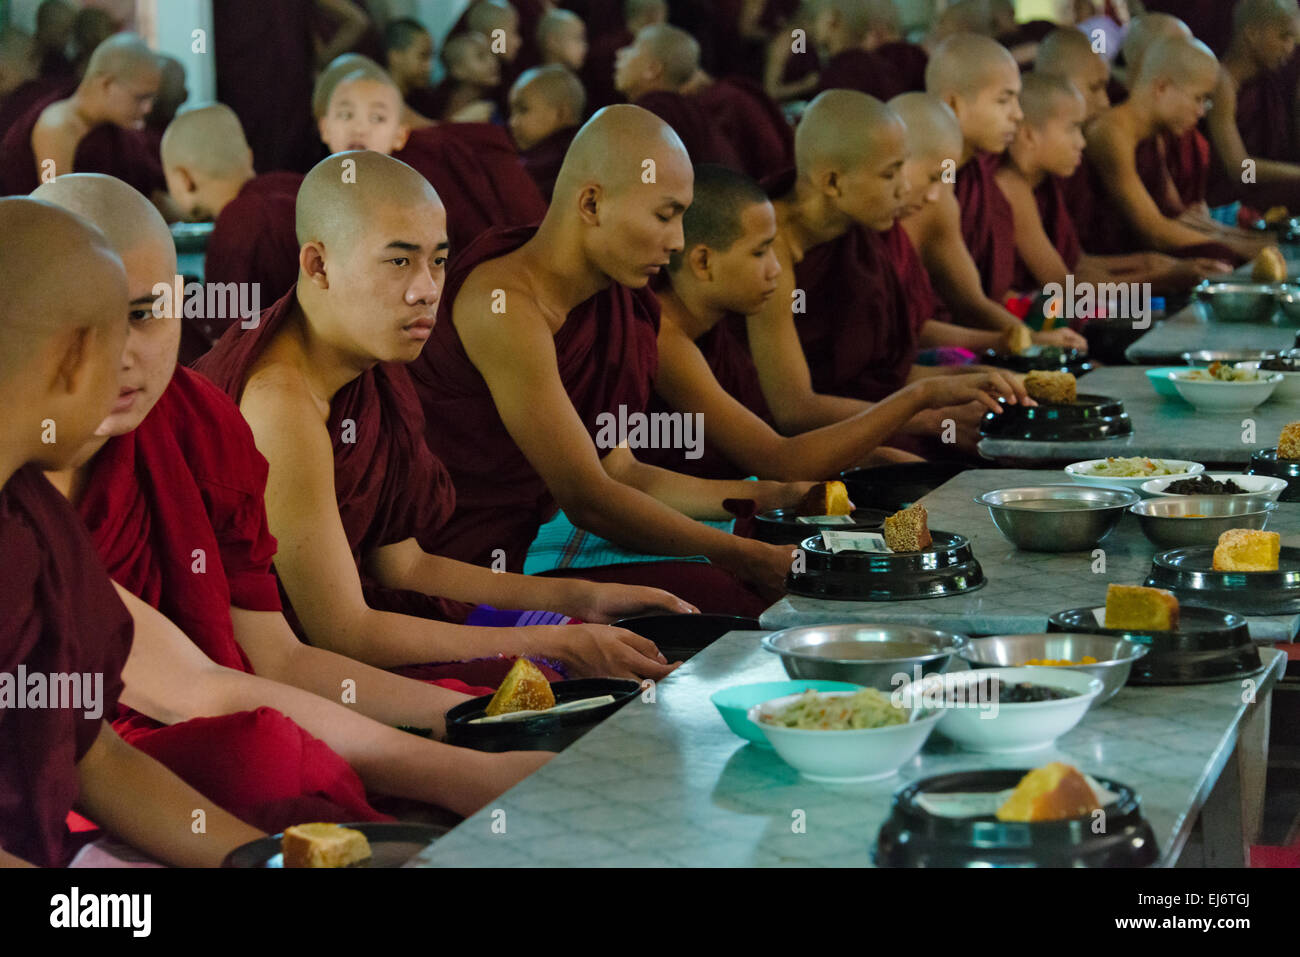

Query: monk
left=0, top=33, right=164, bottom=200
left=383, top=17, right=440, bottom=119
left=409, top=105, right=811, bottom=614
left=435, top=32, right=503, bottom=123
left=312, top=58, right=547, bottom=255
left=0, top=196, right=266, bottom=867
left=538, top=8, right=589, bottom=72
left=0, top=28, right=50, bottom=142
left=812, top=0, right=927, bottom=100
left=509, top=64, right=586, bottom=199
left=196, top=151, right=687, bottom=675
left=34, top=173, right=554, bottom=827
left=912, top=34, right=1087, bottom=350
left=1084, top=35, right=1266, bottom=263
left=997, top=73, right=1231, bottom=298
left=646, top=162, right=1029, bottom=479
left=162, top=105, right=302, bottom=318
left=69, top=7, right=116, bottom=78
left=1205, top=0, right=1300, bottom=211
left=463, top=0, right=528, bottom=100
left=585, top=0, right=667, bottom=111
left=33, top=0, right=75, bottom=79
left=1034, top=27, right=1112, bottom=125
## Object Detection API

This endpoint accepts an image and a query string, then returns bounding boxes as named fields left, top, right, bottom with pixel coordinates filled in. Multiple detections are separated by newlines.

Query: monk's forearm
left=400, top=552, right=589, bottom=621
left=918, top=319, right=1005, bottom=352
left=770, top=390, right=873, bottom=434
left=0, top=849, right=35, bottom=867
left=309, top=603, right=536, bottom=670
left=76, top=724, right=264, bottom=867
left=611, top=460, right=796, bottom=519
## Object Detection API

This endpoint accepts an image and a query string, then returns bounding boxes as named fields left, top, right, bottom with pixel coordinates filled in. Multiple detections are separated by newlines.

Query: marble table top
left=1124, top=301, right=1297, bottom=364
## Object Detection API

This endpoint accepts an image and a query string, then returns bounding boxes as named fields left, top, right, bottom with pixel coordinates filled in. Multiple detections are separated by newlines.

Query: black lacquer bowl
left=980, top=394, right=1132, bottom=441
left=785, top=531, right=986, bottom=601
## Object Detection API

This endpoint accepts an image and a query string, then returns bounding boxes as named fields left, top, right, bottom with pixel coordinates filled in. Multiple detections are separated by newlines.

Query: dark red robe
left=874, top=42, right=929, bottom=95
left=634, top=90, right=745, bottom=169
left=1012, top=174, right=1083, bottom=293
left=194, top=289, right=473, bottom=628
left=394, top=123, right=547, bottom=254
left=1207, top=53, right=1300, bottom=207
left=581, top=27, right=632, bottom=113
left=1141, top=0, right=1239, bottom=55
left=0, top=466, right=133, bottom=867
left=204, top=171, right=303, bottom=327
left=520, top=125, right=578, bottom=201
left=694, top=77, right=794, bottom=183
left=0, top=93, right=164, bottom=197
left=955, top=151, right=1017, bottom=302
left=0, top=76, right=72, bottom=143
left=816, top=48, right=895, bottom=99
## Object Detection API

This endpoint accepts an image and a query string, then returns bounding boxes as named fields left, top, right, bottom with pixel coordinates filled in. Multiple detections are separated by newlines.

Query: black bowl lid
left=980, top=394, right=1132, bottom=441
left=445, top=678, right=642, bottom=735
left=1145, top=545, right=1300, bottom=616
left=980, top=347, right=1094, bottom=376
left=838, top=461, right=969, bottom=511
left=788, top=532, right=986, bottom=601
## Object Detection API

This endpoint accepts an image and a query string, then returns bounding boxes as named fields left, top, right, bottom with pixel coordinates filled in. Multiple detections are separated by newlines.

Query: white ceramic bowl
left=1236, top=361, right=1300, bottom=401
left=1064, top=458, right=1203, bottom=494
left=901, top=667, right=1102, bottom=753
left=749, top=691, right=943, bottom=782
left=1141, top=472, right=1288, bottom=501
left=1169, top=371, right=1283, bottom=411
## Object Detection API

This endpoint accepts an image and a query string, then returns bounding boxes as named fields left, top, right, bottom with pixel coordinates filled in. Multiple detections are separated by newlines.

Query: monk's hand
left=547, top=624, right=681, bottom=680
left=570, top=582, right=699, bottom=623
left=726, top=538, right=794, bottom=600
left=1031, top=327, right=1088, bottom=353
left=915, top=370, right=1030, bottom=415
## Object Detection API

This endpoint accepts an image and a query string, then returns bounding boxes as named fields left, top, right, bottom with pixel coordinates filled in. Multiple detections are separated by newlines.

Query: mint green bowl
left=1145, top=367, right=1187, bottom=399
left=711, top=680, right=861, bottom=747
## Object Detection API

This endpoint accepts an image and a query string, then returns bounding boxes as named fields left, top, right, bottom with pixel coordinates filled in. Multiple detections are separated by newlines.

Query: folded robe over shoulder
left=0, top=466, right=134, bottom=867
left=393, top=123, right=547, bottom=254
left=955, top=151, right=1018, bottom=303
left=693, top=77, right=794, bottom=183
left=1011, top=174, right=1082, bottom=294
left=194, top=288, right=474, bottom=627
left=634, top=90, right=745, bottom=169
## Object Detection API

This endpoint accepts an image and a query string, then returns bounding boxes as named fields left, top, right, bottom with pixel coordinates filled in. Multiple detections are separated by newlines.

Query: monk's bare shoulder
left=1086, top=107, right=1135, bottom=162
left=994, top=165, right=1036, bottom=214
left=240, top=357, right=330, bottom=437
left=453, top=252, right=546, bottom=327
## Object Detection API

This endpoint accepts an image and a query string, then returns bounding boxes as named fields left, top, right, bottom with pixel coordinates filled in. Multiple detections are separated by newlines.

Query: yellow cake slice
left=1212, top=529, right=1280, bottom=572
left=882, top=502, right=932, bottom=551
left=484, top=658, right=556, bottom=717
left=997, top=763, right=1101, bottom=822
left=1278, top=422, right=1300, bottom=460
left=794, top=480, right=854, bottom=517
left=281, top=823, right=372, bottom=868
left=1104, top=584, right=1180, bottom=631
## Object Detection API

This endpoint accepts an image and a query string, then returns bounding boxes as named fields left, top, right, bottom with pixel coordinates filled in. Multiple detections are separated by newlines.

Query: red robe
left=520, top=125, right=578, bottom=201
left=694, top=77, right=794, bottom=183
left=816, top=48, right=895, bottom=99
left=1012, top=175, right=1083, bottom=293
left=634, top=90, right=744, bottom=169
left=1141, top=0, right=1238, bottom=55
left=874, top=42, right=929, bottom=95
left=581, top=27, right=632, bottom=113
left=394, top=123, right=547, bottom=254
left=194, top=289, right=473, bottom=628
left=0, top=93, right=164, bottom=197
left=0, top=76, right=72, bottom=143
left=0, top=466, right=133, bottom=867
left=955, top=151, right=1018, bottom=303
left=1207, top=54, right=1300, bottom=207
left=204, top=171, right=304, bottom=330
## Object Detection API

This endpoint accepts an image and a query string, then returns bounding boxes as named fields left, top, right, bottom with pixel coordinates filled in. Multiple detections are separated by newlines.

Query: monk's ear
left=687, top=243, right=711, bottom=279
left=301, top=241, right=329, bottom=289
left=174, top=165, right=198, bottom=195
left=942, top=91, right=962, bottom=118
left=50, top=326, right=94, bottom=396
left=393, top=123, right=410, bottom=152
left=577, top=184, right=602, bottom=225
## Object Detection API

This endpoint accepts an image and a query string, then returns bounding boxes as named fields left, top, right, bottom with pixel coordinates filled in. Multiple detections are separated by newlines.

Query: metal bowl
left=1277, top=284, right=1300, bottom=325
left=761, top=624, right=966, bottom=690
left=957, top=633, right=1149, bottom=706
left=975, top=485, right=1140, bottom=552
left=1194, top=280, right=1278, bottom=323
left=1130, top=495, right=1276, bottom=547
left=1182, top=349, right=1278, bottom=365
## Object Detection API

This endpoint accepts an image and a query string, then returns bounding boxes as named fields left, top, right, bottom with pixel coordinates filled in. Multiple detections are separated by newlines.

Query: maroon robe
left=0, top=76, right=72, bottom=143
left=581, top=27, right=632, bottom=113
left=1142, top=0, right=1239, bottom=55
left=520, top=125, right=578, bottom=200
left=955, top=151, right=1018, bottom=303
left=0, top=465, right=133, bottom=867
left=0, top=93, right=165, bottom=197
left=694, top=77, right=794, bottom=183
left=634, top=90, right=745, bottom=169
left=1207, top=54, right=1300, bottom=207
left=816, top=48, right=895, bottom=99
left=406, top=84, right=449, bottom=122
left=874, top=42, right=929, bottom=95
left=883, top=220, right=938, bottom=341
left=394, top=123, right=547, bottom=253
left=1012, top=174, right=1083, bottom=293
left=194, top=288, right=473, bottom=628
left=204, top=171, right=304, bottom=328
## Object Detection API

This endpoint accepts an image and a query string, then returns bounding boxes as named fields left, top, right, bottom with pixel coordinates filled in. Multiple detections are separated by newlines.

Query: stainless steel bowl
left=760, top=624, right=966, bottom=689
left=1195, top=281, right=1278, bottom=323
left=1277, top=284, right=1300, bottom=325
left=1182, top=349, right=1278, bottom=365
left=975, top=485, right=1140, bottom=552
left=1130, top=495, right=1276, bottom=547
left=957, top=633, right=1148, bottom=706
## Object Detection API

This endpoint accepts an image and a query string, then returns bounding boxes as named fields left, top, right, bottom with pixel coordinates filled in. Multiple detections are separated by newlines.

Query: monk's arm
left=228, top=606, right=469, bottom=738
left=0, top=849, right=34, bottom=867
left=29, top=113, right=77, bottom=182
left=917, top=318, right=1012, bottom=352
left=600, top=446, right=807, bottom=518
left=312, top=0, right=369, bottom=67
left=995, top=167, right=1071, bottom=290
left=76, top=721, right=265, bottom=867
left=1206, top=77, right=1300, bottom=187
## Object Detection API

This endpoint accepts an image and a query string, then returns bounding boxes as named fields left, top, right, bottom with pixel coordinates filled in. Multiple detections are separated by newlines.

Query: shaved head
left=513, top=64, right=587, bottom=122
left=555, top=103, right=689, bottom=199
left=146, top=54, right=187, bottom=128
left=385, top=16, right=430, bottom=53
left=466, top=0, right=518, bottom=33
left=1121, top=13, right=1191, bottom=82
left=1018, top=71, right=1083, bottom=127
left=161, top=104, right=253, bottom=178
left=1034, top=27, right=1109, bottom=120
left=797, top=88, right=904, bottom=174
left=73, top=7, right=116, bottom=57
left=925, top=32, right=1018, bottom=99
left=37, top=0, right=75, bottom=40
left=312, top=53, right=389, bottom=119
left=0, top=28, right=37, bottom=91
left=539, top=8, right=583, bottom=43
left=32, top=173, right=171, bottom=257
left=635, top=24, right=700, bottom=87
left=626, top=0, right=668, bottom=27
left=932, top=0, right=994, bottom=40
left=816, top=0, right=901, bottom=41
left=297, top=151, right=442, bottom=248
left=1235, top=0, right=1300, bottom=32
left=1137, top=35, right=1219, bottom=91
left=889, top=91, right=963, bottom=158
left=83, top=32, right=159, bottom=83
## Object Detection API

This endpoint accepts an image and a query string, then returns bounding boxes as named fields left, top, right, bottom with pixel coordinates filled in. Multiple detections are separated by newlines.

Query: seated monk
left=0, top=33, right=164, bottom=201
left=162, top=105, right=303, bottom=322
left=143, top=55, right=186, bottom=143
left=912, top=34, right=1087, bottom=350
left=997, top=73, right=1231, bottom=299
left=460, top=0, right=528, bottom=108
left=408, top=106, right=813, bottom=614
left=811, top=0, right=927, bottom=100
left=1205, top=0, right=1300, bottom=211
left=34, top=0, right=75, bottom=80
left=1083, top=35, right=1267, bottom=264
left=312, top=57, right=547, bottom=256
left=0, top=196, right=266, bottom=867
left=435, top=32, right=503, bottom=124
left=646, top=162, right=1029, bottom=479
left=0, top=27, right=66, bottom=145
left=585, top=0, right=665, bottom=111
left=383, top=17, right=442, bottom=121
left=538, top=8, right=589, bottom=72
left=35, top=173, right=552, bottom=826
left=196, top=151, right=688, bottom=677
left=509, top=65, right=586, bottom=199
left=614, top=24, right=743, bottom=169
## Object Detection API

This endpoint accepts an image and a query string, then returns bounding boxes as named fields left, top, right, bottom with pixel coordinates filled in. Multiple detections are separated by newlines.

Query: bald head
left=467, top=0, right=518, bottom=33
left=297, top=151, right=441, bottom=248
left=162, top=104, right=254, bottom=179
left=816, top=0, right=901, bottom=42
left=74, top=8, right=117, bottom=60
left=1121, top=13, right=1191, bottom=82
left=926, top=32, right=1018, bottom=99
left=1034, top=28, right=1109, bottom=120
left=539, top=8, right=583, bottom=43
left=83, top=32, right=159, bottom=83
left=889, top=91, right=963, bottom=157
left=36, top=0, right=75, bottom=41
left=1235, top=0, right=1300, bottom=32
left=932, top=0, right=994, bottom=40
left=1017, top=71, right=1083, bottom=127
left=1137, top=35, right=1219, bottom=92
left=555, top=104, right=689, bottom=200
left=626, top=0, right=668, bottom=29
left=32, top=173, right=171, bottom=259
left=146, top=55, right=187, bottom=128
left=636, top=24, right=700, bottom=88
left=796, top=89, right=904, bottom=174
left=312, top=53, right=390, bottom=119
left=512, top=64, right=587, bottom=122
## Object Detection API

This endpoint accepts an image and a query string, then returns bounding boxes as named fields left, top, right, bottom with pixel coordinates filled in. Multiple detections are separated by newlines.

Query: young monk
left=162, top=105, right=302, bottom=317
left=585, top=0, right=667, bottom=112
left=913, top=34, right=1088, bottom=351
left=997, top=73, right=1231, bottom=297
left=1084, top=35, right=1267, bottom=264
left=437, top=32, right=503, bottom=123
left=509, top=64, right=587, bottom=198
left=0, top=196, right=265, bottom=867
left=313, top=57, right=547, bottom=254
left=1205, top=0, right=1300, bottom=210
left=538, top=8, right=589, bottom=73
left=34, top=173, right=553, bottom=825
left=0, top=33, right=163, bottom=200
left=1034, top=26, right=1112, bottom=125
left=33, top=0, right=75, bottom=79
left=646, top=162, right=1029, bottom=479
left=409, top=105, right=812, bottom=614
left=196, top=151, right=687, bottom=676
left=811, top=0, right=927, bottom=100
left=383, top=17, right=439, bottom=119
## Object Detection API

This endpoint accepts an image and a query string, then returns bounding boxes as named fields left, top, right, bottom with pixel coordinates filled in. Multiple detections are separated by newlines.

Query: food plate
left=874, top=769, right=1158, bottom=867
left=613, top=613, right=760, bottom=662
left=981, top=346, right=1093, bottom=376
left=785, top=531, right=986, bottom=601
left=1168, top=370, right=1282, bottom=412
left=444, top=678, right=642, bottom=752
left=753, top=506, right=889, bottom=545
left=222, top=822, right=447, bottom=868
left=1249, top=448, right=1300, bottom=502
left=979, top=393, right=1132, bottom=441
left=1146, top=546, right=1300, bottom=617
left=1048, top=605, right=1261, bottom=685
left=711, top=680, right=861, bottom=748
left=1064, top=458, right=1202, bottom=494
left=839, top=461, right=968, bottom=512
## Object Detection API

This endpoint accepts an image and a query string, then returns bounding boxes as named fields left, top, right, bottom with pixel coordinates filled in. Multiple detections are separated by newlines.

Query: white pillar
left=135, top=0, right=215, bottom=108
